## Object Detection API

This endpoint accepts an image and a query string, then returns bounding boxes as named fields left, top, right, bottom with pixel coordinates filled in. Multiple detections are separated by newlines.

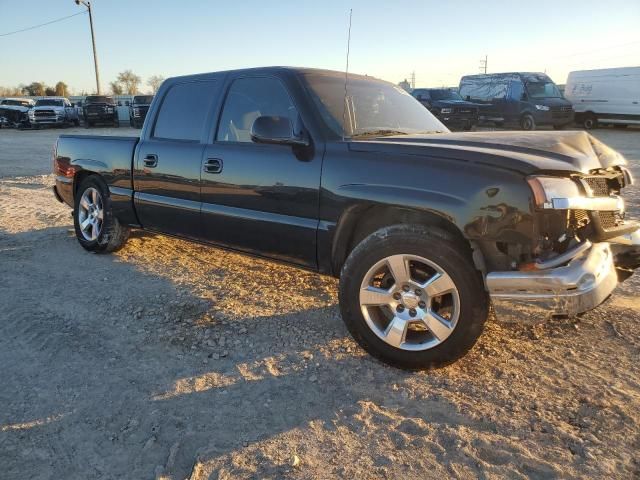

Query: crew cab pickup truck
left=52, top=67, right=640, bottom=369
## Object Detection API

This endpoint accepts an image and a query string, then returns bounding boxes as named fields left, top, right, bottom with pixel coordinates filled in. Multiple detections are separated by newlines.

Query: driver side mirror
left=251, top=116, right=309, bottom=147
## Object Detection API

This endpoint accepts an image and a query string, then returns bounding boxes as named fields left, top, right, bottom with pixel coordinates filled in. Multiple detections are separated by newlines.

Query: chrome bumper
left=487, top=242, right=618, bottom=323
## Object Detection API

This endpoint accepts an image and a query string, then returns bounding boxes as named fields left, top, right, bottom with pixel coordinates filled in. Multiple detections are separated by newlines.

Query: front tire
left=520, top=113, right=536, bottom=131
left=339, top=224, right=488, bottom=369
left=74, top=176, right=130, bottom=253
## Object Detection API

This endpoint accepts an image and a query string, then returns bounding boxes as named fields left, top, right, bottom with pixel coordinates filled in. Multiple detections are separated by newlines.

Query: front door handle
left=143, top=154, right=158, bottom=168
left=203, top=158, right=223, bottom=174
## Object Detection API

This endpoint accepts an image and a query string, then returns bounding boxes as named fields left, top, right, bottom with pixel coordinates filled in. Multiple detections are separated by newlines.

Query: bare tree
left=116, top=70, right=141, bottom=95
left=55, top=82, right=68, bottom=97
left=147, top=75, right=165, bottom=94
left=110, top=81, right=123, bottom=95
left=0, top=86, right=25, bottom=96
left=22, top=82, right=46, bottom=96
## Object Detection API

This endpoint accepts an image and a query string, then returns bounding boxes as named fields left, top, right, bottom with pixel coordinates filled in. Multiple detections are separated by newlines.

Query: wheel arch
left=331, top=203, right=484, bottom=277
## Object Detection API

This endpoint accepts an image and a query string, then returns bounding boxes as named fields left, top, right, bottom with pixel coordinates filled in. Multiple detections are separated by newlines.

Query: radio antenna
left=341, top=8, right=353, bottom=142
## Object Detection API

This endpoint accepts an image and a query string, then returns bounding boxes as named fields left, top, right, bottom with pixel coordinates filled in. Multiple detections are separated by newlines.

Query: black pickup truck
left=82, top=95, right=119, bottom=127
left=53, top=67, right=639, bottom=369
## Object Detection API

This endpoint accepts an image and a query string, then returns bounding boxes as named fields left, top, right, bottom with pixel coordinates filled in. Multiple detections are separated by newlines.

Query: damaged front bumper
left=487, top=230, right=639, bottom=322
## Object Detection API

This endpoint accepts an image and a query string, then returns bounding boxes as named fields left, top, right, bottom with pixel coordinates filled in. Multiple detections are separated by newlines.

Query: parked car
left=0, top=97, right=35, bottom=128
left=129, top=95, right=154, bottom=128
left=82, top=95, right=119, bottom=127
left=53, top=67, right=639, bottom=369
left=28, top=97, right=80, bottom=128
left=411, top=88, right=478, bottom=130
left=564, top=67, right=640, bottom=129
left=459, top=72, right=574, bottom=130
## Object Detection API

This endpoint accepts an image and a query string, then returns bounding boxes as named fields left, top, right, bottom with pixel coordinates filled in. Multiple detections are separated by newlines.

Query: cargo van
left=459, top=72, right=573, bottom=130
left=564, top=67, right=640, bottom=129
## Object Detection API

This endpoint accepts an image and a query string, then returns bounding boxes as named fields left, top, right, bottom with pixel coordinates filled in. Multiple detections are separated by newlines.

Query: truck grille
left=551, top=106, right=573, bottom=119
left=35, top=110, right=56, bottom=117
left=597, top=211, right=620, bottom=230
left=582, top=176, right=610, bottom=196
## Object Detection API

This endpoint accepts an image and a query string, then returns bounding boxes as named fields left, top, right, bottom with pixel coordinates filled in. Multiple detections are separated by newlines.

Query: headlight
left=106, top=107, right=113, bottom=113
left=527, top=176, right=581, bottom=209
left=440, top=108, right=452, bottom=114
left=535, top=104, right=550, bottom=111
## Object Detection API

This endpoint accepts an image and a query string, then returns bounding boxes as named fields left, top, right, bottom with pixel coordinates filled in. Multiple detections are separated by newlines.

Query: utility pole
left=75, top=0, right=101, bottom=94
left=479, top=55, right=488, bottom=74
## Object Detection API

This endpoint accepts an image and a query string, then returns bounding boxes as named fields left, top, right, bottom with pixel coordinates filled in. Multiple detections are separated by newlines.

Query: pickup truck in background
left=52, top=67, right=640, bottom=369
left=82, top=95, right=119, bottom=127
left=129, top=95, right=154, bottom=128
left=0, top=97, right=35, bottom=128
left=411, top=88, right=479, bottom=131
left=29, top=97, right=80, bottom=128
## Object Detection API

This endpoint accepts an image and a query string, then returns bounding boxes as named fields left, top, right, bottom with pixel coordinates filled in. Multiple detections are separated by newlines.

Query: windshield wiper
left=351, top=129, right=409, bottom=139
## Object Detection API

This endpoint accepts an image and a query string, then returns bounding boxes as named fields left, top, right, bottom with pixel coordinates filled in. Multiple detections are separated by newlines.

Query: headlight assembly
left=535, top=104, right=550, bottom=111
left=527, top=175, right=621, bottom=211
left=440, top=108, right=452, bottom=114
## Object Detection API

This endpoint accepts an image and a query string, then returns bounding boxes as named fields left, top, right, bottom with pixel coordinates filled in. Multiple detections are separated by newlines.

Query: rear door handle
left=203, top=158, right=223, bottom=174
left=143, top=154, right=158, bottom=168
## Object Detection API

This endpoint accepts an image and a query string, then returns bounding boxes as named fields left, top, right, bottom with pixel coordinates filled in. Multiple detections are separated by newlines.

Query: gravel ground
left=0, top=126, right=639, bottom=479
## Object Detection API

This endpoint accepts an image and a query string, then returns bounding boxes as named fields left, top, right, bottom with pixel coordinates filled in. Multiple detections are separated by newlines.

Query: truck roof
left=165, top=66, right=386, bottom=84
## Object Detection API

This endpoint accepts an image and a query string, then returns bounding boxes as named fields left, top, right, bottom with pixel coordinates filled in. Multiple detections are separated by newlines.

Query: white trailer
left=565, top=67, right=640, bottom=129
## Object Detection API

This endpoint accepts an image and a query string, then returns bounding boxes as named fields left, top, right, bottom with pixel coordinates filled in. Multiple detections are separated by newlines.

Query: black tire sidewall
left=339, top=225, right=488, bottom=369
left=521, top=114, right=535, bottom=131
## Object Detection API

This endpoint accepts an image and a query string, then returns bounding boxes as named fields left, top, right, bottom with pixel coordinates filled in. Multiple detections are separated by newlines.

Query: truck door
left=200, top=75, right=322, bottom=268
left=133, top=80, right=221, bottom=239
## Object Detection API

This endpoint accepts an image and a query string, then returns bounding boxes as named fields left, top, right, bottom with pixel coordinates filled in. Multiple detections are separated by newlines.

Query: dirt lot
left=1, top=126, right=639, bottom=479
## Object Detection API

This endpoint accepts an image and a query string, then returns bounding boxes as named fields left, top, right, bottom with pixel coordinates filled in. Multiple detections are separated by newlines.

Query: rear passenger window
left=153, top=81, right=217, bottom=141
left=217, top=77, right=297, bottom=143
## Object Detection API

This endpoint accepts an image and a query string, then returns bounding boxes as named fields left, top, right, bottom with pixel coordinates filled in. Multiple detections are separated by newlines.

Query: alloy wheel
left=78, top=187, right=104, bottom=241
left=359, top=254, right=460, bottom=351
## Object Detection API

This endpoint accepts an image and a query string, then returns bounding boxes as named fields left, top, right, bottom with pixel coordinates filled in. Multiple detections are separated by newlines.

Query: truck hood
left=351, top=130, right=626, bottom=175
left=432, top=99, right=479, bottom=109
left=0, top=104, right=31, bottom=113
left=32, top=105, right=65, bottom=112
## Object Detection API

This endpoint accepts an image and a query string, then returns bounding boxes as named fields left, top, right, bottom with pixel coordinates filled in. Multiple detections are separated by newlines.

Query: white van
left=565, top=67, right=640, bottom=129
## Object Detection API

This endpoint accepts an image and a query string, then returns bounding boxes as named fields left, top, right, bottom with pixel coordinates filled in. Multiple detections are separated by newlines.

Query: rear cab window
left=152, top=81, right=219, bottom=142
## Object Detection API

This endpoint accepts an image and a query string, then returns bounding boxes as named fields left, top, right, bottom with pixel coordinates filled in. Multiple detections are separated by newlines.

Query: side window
left=217, top=77, right=297, bottom=143
left=509, top=81, right=524, bottom=101
left=153, top=81, right=218, bottom=141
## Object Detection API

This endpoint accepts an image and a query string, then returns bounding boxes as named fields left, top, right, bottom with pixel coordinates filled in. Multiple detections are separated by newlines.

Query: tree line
left=0, top=71, right=165, bottom=98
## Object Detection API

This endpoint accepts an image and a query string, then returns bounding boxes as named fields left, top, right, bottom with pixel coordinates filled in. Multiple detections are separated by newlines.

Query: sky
left=1, top=0, right=639, bottom=94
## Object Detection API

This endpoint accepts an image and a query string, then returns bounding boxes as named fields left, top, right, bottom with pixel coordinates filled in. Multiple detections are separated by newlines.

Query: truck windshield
left=133, top=96, right=153, bottom=104
left=85, top=96, right=114, bottom=104
left=35, top=99, right=63, bottom=107
left=302, top=72, right=447, bottom=138
left=526, top=81, right=562, bottom=99
left=429, top=89, right=464, bottom=101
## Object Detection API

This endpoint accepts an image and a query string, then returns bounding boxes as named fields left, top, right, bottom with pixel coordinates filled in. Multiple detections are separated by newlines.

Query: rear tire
left=583, top=113, right=598, bottom=130
left=74, top=176, right=130, bottom=253
left=520, top=113, right=536, bottom=131
left=338, top=224, right=488, bottom=369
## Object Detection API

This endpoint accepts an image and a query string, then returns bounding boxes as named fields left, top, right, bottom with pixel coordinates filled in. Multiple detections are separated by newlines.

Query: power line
left=0, top=11, right=86, bottom=38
